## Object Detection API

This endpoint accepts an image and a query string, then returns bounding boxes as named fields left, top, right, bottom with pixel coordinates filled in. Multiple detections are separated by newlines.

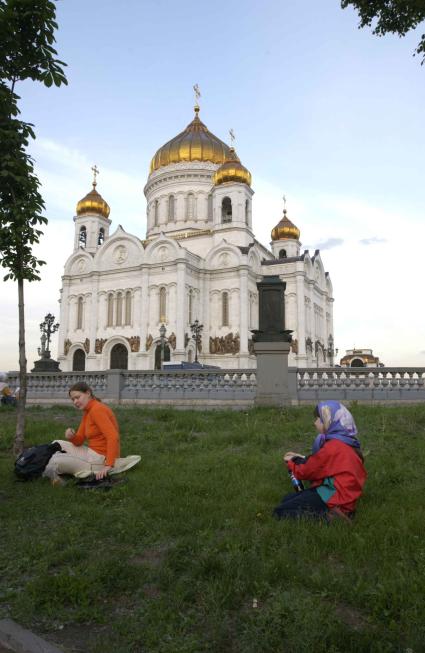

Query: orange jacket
left=70, top=399, right=120, bottom=467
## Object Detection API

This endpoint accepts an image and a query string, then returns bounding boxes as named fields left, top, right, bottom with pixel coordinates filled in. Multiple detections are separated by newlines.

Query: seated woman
left=273, top=401, right=367, bottom=521
left=44, top=382, right=132, bottom=485
left=0, top=372, right=17, bottom=406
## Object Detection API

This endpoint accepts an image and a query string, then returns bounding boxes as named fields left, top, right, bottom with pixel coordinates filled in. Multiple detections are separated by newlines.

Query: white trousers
left=44, top=440, right=105, bottom=476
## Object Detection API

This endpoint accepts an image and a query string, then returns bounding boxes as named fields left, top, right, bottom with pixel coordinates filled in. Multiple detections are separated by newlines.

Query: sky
left=1, top=0, right=424, bottom=370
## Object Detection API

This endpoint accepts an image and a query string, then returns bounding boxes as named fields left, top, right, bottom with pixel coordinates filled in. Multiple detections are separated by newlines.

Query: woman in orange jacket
left=43, top=382, right=120, bottom=484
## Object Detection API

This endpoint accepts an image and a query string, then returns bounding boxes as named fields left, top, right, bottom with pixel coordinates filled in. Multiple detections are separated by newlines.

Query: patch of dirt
left=129, top=545, right=169, bottom=569
left=333, top=602, right=371, bottom=631
left=142, top=583, right=161, bottom=599
left=43, top=623, right=111, bottom=653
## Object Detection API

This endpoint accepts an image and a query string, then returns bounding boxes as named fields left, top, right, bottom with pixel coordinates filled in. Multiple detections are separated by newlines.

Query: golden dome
left=150, top=107, right=232, bottom=173
left=76, top=183, right=110, bottom=219
left=271, top=209, right=300, bottom=241
left=213, top=147, right=252, bottom=186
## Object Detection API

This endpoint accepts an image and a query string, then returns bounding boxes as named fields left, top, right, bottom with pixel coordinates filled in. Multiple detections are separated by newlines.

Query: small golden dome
left=213, top=147, right=252, bottom=187
left=150, top=107, right=232, bottom=173
left=271, top=209, right=300, bottom=241
left=76, top=183, right=110, bottom=219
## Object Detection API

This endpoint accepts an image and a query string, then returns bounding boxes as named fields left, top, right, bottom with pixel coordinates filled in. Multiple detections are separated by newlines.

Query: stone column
left=140, top=270, right=149, bottom=352
left=239, top=268, right=248, bottom=354
left=175, top=262, right=185, bottom=355
left=296, top=273, right=307, bottom=365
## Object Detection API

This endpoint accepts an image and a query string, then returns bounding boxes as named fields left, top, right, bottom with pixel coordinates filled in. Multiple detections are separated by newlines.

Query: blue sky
left=2, top=0, right=424, bottom=369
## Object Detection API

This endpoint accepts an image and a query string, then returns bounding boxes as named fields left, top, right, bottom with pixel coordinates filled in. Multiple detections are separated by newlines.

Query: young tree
left=0, top=0, right=67, bottom=454
left=341, top=0, right=425, bottom=63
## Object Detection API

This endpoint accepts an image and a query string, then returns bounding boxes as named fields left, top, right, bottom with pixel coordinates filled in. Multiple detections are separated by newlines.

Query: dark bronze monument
left=252, top=275, right=292, bottom=343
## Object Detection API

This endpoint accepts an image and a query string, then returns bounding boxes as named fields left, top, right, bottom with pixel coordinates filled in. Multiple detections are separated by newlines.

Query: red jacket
left=287, top=439, right=367, bottom=513
left=70, top=399, right=120, bottom=467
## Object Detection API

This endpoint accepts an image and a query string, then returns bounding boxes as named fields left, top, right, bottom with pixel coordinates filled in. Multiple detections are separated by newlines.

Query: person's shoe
left=43, top=466, right=67, bottom=486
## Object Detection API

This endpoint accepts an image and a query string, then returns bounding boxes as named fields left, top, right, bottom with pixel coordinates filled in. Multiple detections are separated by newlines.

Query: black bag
left=14, top=442, right=63, bottom=480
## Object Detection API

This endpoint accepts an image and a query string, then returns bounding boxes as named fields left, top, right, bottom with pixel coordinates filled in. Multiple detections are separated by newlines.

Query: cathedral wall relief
left=209, top=332, right=240, bottom=355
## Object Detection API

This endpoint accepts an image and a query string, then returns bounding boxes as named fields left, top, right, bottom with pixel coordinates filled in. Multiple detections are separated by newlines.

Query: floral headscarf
left=312, top=400, right=360, bottom=453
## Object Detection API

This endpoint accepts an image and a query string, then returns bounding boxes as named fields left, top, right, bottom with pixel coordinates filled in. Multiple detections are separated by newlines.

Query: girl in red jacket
left=273, top=401, right=366, bottom=521
left=43, top=382, right=120, bottom=484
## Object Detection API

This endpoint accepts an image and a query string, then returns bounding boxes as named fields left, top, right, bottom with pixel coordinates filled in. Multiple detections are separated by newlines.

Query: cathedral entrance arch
left=155, top=343, right=170, bottom=369
left=110, top=343, right=128, bottom=369
left=72, top=348, right=86, bottom=371
left=351, top=358, right=364, bottom=367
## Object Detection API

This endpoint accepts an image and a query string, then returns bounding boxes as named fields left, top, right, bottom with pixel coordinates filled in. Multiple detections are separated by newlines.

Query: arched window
left=72, top=348, right=85, bottom=371
left=279, top=249, right=287, bottom=259
left=125, top=291, right=132, bottom=326
left=76, top=296, right=83, bottom=329
left=168, top=195, right=175, bottom=222
left=98, top=227, right=105, bottom=245
left=107, top=293, right=114, bottom=327
left=186, top=193, right=195, bottom=220
left=245, top=199, right=249, bottom=225
left=116, top=292, right=123, bottom=327
left=351, top=358, right=365, bottom=368
left=222, top=291, right=229, bottom=326
left=207, top=193, right=213, bottom=221
left=159, top=287, right=166, bottom=322
left=221, top=197, right=232, bottom=223
left=79, top=226, right=87, bottom=248
left=188, top=289, right=193, bottom=324
left=154, top=200, right=159, bottom=226
left=110, top=343, right=128, bottom=370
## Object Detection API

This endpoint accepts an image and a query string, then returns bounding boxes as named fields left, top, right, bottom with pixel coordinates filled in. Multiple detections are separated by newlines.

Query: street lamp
left=39, top=313, right=59, bottom=359
left=159, top=323, right=167, bottom=369
left=190, top=319, right=203, bottom=364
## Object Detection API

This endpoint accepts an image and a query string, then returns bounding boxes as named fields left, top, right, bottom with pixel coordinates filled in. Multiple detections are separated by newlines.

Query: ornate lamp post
left=159, top=323, right=167, bottom=369
left=190, top=319, right=203, bottom=364
left=39, top=313, right=59, bottom=359
left=32, top=313, right=61, bottom=372
left=327, top=335, right=338, bottom=367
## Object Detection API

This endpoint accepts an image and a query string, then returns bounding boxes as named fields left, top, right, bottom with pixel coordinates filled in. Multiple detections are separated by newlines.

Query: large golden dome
left=271, top=209, right=300, bottom=241
left=150, top=107, right=232, bottom=173
left=213, top=147, right=252, bottom=187
left=76, top=184, right=110, bottom=219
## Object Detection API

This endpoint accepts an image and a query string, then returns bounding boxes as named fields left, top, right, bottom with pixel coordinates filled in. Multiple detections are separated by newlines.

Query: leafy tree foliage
left=341, top=0, right=425, bottom=63
left=0, top=0, right=67, bottom=454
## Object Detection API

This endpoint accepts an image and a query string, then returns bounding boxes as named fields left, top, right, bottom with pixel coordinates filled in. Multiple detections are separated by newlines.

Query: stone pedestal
left=31, top=358, right=61, bottom=373
left=253, top=341, right=296, bottom=406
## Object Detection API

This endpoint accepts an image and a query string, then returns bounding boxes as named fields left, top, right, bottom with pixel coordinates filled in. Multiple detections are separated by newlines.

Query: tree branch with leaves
left=341, top=0, right=425, bottom=63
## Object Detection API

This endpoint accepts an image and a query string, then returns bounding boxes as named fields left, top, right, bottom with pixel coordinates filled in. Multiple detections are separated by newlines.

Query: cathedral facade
left=57, top=107, right=334, bottom=371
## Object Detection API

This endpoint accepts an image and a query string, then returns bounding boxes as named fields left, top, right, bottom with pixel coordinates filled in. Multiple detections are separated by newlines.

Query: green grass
left=1, top=404, right=425, bottom=652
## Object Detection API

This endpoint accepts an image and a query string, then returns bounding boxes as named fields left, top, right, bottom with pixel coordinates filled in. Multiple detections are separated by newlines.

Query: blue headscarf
left=312, top=400, right=360, bottom=454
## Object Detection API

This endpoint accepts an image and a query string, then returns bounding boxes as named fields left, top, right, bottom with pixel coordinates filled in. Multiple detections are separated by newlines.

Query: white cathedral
left=57, top=105, right=334, bottom=371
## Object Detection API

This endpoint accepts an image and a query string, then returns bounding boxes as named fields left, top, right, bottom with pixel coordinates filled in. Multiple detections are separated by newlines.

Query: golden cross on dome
left=282, top=194, right=287, bottom=212
left=91, top=164, right=99, bottom=188
left=193, top=83, right=201, bottom=108
left=229, top=128, right=236, bottom=146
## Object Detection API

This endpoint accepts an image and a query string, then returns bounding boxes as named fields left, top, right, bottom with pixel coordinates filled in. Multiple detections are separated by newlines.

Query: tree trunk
left=14, top=277, right=27, bottom=456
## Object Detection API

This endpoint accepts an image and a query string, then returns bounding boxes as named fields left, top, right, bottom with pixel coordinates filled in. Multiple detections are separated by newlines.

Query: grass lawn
left=1, top=403, right=425, bottom=653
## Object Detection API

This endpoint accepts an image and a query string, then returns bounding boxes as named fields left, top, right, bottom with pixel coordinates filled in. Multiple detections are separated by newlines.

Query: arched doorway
left=72, top=349, right=86, bottom=371
left=351, top=358, right=365, bottom=367
left=110, top=343, right=128, bottom=369
left=155, top=344, right=170, bottom=370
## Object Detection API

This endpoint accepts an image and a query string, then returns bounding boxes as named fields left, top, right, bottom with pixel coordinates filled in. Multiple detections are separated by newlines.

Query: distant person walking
left=273, top=401, right=367, bottom=522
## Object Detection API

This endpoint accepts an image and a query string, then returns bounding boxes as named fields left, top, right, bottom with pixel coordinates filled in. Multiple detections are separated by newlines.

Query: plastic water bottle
left=288, top=469, right=304, bottom=492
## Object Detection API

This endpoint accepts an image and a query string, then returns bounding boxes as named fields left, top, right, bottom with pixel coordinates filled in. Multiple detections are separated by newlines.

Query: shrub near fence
left=6, top=367, right=425, bottom=406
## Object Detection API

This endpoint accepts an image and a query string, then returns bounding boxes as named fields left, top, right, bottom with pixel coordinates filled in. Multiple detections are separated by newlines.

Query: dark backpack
left=14, top=442, right=63, bottom=480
